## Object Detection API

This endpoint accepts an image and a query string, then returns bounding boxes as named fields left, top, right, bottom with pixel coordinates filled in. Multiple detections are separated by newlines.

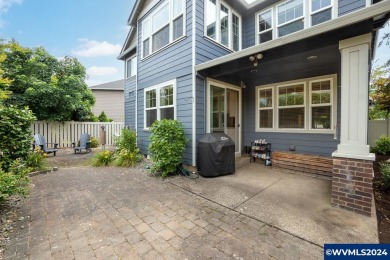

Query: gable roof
left=89, top=79, right=124, bottom=91
left=118, top=27, right=137, bottom=60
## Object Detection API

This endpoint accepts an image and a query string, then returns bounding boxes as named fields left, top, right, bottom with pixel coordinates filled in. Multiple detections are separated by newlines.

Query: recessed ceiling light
left=307, top=55, right=318, bottom=61
left=251, top=69, right=258, bottom=73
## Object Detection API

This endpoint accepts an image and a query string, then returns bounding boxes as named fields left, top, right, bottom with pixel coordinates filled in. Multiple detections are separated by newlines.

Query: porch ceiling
left=197, top=20, right=374, bottom=88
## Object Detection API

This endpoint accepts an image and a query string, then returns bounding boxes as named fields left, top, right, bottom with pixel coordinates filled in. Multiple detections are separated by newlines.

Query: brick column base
left=332, top=157, right=374, bottom=216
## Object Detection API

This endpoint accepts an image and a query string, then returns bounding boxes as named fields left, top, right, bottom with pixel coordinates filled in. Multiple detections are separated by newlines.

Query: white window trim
left=276, top=0, right=306, bottom=33
left=140, top=0, right=186, bottom=59
left=309, top=77, right=334, bottom=130
left=126, top=55, right=137, bottom=79
left=144, top=79, right=177, bottom=130
left=256, top=8, right=273, bottom=45
left=256, top=0, right=338, bottom=45
left=309, top=0, right=334, bottom=27
left=255, top=74, right=337, bottom=134
left=204, top=0, right=242, bottom=51
left=276, top=82, right=306, bottom=130
left=257, top=87, right=274, bottom=129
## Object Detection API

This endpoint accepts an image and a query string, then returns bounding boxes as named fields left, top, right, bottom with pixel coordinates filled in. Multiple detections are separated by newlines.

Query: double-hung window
left=258, top=88, right=274, bottom=128
left=278, top=83, right=305, bottom=129
left=310, top=79, right=332, bottom=129
left=310, top=0, right=332, bottom=26
left=126, top=56, right=137, bottom=78
left=257, top=9, right=273, bottom=44
left=141, top=0, right=185, bottom=58
left=277, top=0, right=304, bottom=37
left=256, top=75, right=336, bottom=133
left=205, top=0, right=241, bottom=51
left=144, top=80, right=176, bottom=128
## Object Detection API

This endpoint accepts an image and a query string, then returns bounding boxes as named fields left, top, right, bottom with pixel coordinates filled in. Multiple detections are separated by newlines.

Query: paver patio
left=4, top=165, right=325, bottom=259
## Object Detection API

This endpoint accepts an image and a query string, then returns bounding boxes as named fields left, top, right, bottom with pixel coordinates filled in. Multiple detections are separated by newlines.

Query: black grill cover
left=197, top=133, right=235, bottom=177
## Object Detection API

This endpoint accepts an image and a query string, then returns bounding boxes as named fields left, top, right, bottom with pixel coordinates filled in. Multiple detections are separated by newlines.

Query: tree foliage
left=370, top=65, right=390, bottom=119
left=0, top=39, right=95, bottom=121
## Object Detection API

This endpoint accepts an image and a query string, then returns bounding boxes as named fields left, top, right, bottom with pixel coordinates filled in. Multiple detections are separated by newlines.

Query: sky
left=0, top=0, right=389, bottom=87
left=0, top=0, right=136, bottom=86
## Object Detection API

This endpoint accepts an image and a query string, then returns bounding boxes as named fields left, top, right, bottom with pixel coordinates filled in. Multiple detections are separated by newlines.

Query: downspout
left=191, top=0, right=197, bottom=166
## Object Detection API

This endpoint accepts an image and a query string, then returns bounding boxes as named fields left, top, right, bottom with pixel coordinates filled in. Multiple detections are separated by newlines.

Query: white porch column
left=332, top=33, right=375, bottom=216
left=332, top=33, right=375, bottom=161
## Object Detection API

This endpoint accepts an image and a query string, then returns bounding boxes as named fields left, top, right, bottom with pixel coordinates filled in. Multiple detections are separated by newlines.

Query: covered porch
left=195, top=2, right=390, bottom=216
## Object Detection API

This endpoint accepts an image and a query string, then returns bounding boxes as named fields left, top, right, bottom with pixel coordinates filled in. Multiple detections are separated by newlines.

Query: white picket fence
left=31, top=121, right=125, bottom=147
left=368, top=119, right=390, bottom=146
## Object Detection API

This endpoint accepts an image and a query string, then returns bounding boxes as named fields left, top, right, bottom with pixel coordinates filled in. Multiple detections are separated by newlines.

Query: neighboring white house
left=89, top=79, right=124, bottom=122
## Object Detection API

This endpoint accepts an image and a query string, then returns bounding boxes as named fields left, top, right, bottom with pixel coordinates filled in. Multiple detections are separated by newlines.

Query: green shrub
left=114, top=148, right=143, bottom=167
left=148, top=119, right=188, bottom=177
left=92, top=150, right=114, bottom=166
left=379, top=162, right=390, bottom=190
left=0, top=105, right=36, bottom=171
left=25, top=148, right=48, bottom=171
left=0, top=159, right=30, bottom=202
left=115, top=128, right=137, bottom=152
left=371, top=135, right=390, bottom=155
left=98, top=111, right=112, bottom=122
left=90, top=136, right=99, bottom=148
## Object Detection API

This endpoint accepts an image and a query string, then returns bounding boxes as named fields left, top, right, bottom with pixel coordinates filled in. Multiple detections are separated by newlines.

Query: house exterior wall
left=135, top=0, right=194, bottom=162
left=122, top=0, right=379, bottom=162
left=124, top=77, right=136, bottom=129
left=92, top=90, right=124, bottom=122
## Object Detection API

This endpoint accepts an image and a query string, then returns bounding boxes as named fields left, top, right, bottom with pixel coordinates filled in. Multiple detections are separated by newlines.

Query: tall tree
left=0, top=40, right=95, bottom=121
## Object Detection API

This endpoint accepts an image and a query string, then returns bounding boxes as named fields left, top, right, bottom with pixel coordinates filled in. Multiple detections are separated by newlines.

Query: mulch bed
left=373, top=154, right=390, bottom=244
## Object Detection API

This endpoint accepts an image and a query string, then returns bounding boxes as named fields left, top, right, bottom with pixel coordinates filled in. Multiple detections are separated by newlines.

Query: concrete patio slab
left=170, top=157, right=378, bottom=246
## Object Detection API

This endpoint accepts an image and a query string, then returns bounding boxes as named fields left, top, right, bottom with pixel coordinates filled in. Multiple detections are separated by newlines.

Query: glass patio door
left=209, top=83, right=241, bottom=154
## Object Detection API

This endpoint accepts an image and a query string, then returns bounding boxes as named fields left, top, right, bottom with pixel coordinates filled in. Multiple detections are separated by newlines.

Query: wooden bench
left=272, top=151, right=333, bottom=177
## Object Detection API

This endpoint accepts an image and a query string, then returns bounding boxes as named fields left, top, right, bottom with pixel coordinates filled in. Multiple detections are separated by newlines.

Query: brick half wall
left=332, top=157, right=374, bottom=216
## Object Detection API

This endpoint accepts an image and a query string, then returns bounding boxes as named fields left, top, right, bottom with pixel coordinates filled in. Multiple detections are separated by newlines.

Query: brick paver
left=4, top=167, right=323, bottom=259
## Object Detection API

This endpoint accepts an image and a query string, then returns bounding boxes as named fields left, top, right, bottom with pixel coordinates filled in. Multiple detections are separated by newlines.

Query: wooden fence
left=31, top=121, right=125, bottom=147
left=368, top=119, right=390, bottom=146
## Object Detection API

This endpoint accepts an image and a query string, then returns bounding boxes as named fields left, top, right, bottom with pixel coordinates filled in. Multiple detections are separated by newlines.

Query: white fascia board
left=195, top=1, right=390, bottom=72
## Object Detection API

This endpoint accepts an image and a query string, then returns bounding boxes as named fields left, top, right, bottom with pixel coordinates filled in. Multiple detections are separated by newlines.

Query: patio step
left=272, top=151, right=333, bottom=177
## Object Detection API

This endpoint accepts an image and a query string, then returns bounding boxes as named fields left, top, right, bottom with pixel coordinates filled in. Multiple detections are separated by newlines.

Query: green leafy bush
left=114, top=128, right=142, bottom=167
left=92, top=150, right=114, bottom=166
left=114, top=148, right=142, bottom=167
left=26, top=148, right=48, bottom=171
left=116, top=128, right=137, bottom=152
left=0, top=105, right=36, bottom=171
left=149, top=119, right=188, bottom=177
left=90, top=136, right=99, bottom=148
left=0, top=159, right=30, bottom=202
left=371, top=135, right=390, bottom=155
left=379, top=162, right=390, bottom=190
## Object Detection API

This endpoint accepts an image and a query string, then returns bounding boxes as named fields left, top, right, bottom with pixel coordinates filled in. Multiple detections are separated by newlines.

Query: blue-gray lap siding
left=124, top=77, right=136, bottom=130
left=135, top=0, right=194, bottom=163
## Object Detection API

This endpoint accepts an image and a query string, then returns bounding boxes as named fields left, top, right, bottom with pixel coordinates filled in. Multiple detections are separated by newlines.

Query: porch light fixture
left=249, top=53, right=263, bottom=66
left=307, top=55, right=317, bottom=61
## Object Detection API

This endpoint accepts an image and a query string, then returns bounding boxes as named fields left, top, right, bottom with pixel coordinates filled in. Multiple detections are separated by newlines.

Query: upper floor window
left=257, top=9, right=273, bottom=44
left=277, top=0, right=304, bottom=37
left=126, top=55, right=137, bottom=78
left=256, top=0, right=334, bottom=45
left=205, top=0, right=241, bottom=51
left=141, top=0, right=185, bottom=58
left=311, top=0, right=332, bottom=26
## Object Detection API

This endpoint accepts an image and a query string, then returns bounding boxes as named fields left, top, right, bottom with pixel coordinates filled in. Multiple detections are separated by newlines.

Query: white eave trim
left=117, top=43, right=137, bottom=60
left=195, top=1, right=390, bottom=72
